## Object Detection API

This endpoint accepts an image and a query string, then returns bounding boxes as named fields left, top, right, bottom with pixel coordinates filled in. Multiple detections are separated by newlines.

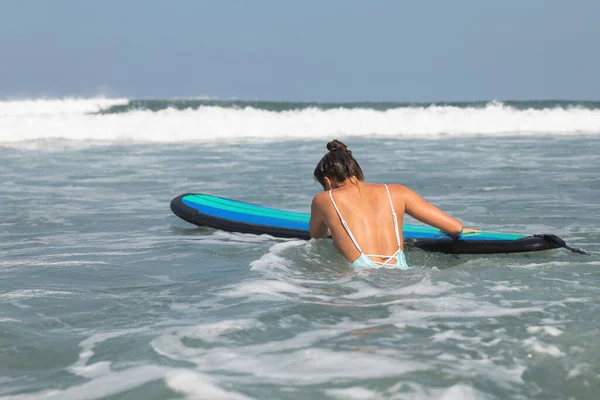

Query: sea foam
left=1, top=98, right=600, bottom=144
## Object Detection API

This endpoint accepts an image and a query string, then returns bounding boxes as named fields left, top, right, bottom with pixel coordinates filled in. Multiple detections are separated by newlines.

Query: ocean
left=1, top=98, right=599, bottom=399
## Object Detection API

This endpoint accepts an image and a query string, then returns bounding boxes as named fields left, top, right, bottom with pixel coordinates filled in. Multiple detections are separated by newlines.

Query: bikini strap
left=384, top=184, right=402, bottom=248
left=328, top=190, right=364, bottom=254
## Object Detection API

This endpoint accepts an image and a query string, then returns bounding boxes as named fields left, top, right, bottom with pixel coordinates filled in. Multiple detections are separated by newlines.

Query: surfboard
left=170, top=193, right=579, bottom=254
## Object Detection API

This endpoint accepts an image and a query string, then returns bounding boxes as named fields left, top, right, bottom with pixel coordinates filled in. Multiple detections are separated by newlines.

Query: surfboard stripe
left=184, top=194, right=308, bottom=221
left=182, top=198, right=308, bottom=230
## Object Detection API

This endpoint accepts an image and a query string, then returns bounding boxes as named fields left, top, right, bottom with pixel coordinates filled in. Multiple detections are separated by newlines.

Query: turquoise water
left=1, top=100, right=600, bottom=399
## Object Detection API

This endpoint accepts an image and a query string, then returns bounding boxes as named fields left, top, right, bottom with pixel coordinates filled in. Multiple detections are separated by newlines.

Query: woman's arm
left=403, top=187, right=464, bottom=237
left=309, top=194, right=331, bottom=238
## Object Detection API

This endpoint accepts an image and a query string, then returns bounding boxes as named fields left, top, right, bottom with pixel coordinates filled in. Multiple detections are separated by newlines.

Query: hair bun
left=327, top=139, right=351, bottom=155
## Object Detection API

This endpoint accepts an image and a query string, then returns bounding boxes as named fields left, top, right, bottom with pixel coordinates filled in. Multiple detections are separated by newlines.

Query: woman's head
left=314, top=139, right=364, bottom=189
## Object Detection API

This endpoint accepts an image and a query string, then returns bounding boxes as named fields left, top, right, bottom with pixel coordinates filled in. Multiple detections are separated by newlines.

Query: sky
left=1, top=0, right=599, bottom=102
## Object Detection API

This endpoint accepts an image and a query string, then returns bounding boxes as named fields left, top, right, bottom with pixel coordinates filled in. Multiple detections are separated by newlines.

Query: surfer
left=310, top=140, right=478, bottom=268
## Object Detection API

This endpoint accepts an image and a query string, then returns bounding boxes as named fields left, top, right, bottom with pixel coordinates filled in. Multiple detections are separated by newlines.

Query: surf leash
left=536, top=234, right=590, bottom=255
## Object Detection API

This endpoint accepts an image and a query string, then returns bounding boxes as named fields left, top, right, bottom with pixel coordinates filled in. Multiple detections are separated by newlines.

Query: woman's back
left=320, top=182, right=405, bottom=265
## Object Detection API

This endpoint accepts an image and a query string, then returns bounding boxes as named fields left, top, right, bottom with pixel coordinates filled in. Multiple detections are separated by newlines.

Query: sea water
left=0, top=99, right=599, bottom=399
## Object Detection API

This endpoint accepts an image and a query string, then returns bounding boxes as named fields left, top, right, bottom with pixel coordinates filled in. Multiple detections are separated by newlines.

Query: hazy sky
left=1, top=0, right=599, bottom=101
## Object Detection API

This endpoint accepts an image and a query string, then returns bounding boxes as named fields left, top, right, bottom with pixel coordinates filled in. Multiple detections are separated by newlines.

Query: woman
left=310, top=140, right=476, bottom=269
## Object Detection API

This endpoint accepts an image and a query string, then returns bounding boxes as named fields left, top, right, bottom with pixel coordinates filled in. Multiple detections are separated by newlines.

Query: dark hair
left=313, top=139, right=364, bottom=187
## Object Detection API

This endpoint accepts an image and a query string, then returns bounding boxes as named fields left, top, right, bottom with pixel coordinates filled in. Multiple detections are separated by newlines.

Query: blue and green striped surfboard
left=170, top=193, right=567, bottom=254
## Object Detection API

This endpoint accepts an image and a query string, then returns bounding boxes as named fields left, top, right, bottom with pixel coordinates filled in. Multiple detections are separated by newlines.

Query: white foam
left=526, top=325, right=563, bottom=336
left=567, top=363, right=592, bottom=379
left=249, top=240, right=307, bottom=272
left=29, top=327, right=255, bottom=400
left=522, top=337, right=565, bottom=357
left=326, top=387, right=380, bottom=400
left=206, top=347, right=430, bottom=384
left=70, top=328, right=147, bottom=378
left=150, top=316, right=434, bottom=387
left=0, top=365, right=254, bottom=400
left=386, top=295, right=545, bottom=329
left=208, top=230, right=280, bottom=244
left=431, top=330, right=470, bottom=342
left=0, top=259, right=108, bottom=268
left=0, top=318, right=21, bottom=323
left=0, top=289, right=74, bottom=300
left=328, top=383, right=490, bottom=400
left=148, top=297, right=533, bottom=392
left=218, top=279, right=312, bottom=301
left=0, top=97, right=128, bottom=117
left=165, top=369, right=253, bottom=400
left=434, top=350, right=526, bottom=392
left=438, top=384, right=485, bottom=400
left=2, top=99, right=600, bottom=144
left=486, top=280, right=529, bottom=292
left=0, top=365, right=165, bottom=400
left=342, top=277, right=456, bottom=300
left=179, top=319, right=266, bottom=343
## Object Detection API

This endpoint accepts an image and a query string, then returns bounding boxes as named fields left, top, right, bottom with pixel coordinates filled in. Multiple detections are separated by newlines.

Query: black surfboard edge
left=170, top=194, right=581, bottom=255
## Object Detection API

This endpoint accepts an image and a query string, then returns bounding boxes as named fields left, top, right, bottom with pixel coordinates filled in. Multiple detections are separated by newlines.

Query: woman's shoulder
left=383, top=183, right=410, bottom=193
left=311, top=191, right=330, bottom=207
left=383, top=184, right=415, bottom=203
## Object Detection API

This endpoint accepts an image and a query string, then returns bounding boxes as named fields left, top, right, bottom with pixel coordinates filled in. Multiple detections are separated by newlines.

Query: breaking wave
left=1, top=97, right=599, bottom=144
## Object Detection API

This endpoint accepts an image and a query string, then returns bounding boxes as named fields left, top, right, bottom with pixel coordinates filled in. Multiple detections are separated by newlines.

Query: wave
left=0, top=97, right=129, bottom=117
left=1, top=97, right=600, bottom=144
left=96, top=98, right=600, bottom=114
